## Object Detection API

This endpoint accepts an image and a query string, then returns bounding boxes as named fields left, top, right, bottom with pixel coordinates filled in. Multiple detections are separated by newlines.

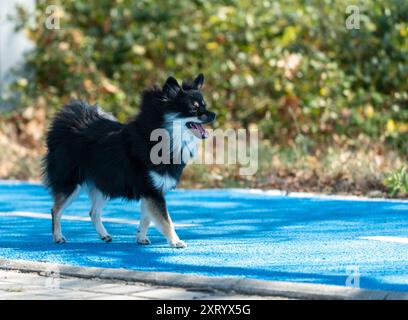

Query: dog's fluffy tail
left=42, top=100, right=106, bottom=196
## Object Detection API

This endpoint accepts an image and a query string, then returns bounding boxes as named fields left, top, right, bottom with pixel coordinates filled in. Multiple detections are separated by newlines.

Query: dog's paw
left=53, top=235, right=67, bottom=244
left=169, top=240, right=187, bottom=248
left=137, top=237, right=151, bottom=245
left=101, top=235, right=112, bottom=243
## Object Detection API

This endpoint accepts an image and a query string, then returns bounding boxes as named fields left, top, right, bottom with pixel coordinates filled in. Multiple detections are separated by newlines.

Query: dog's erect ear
left=194, top=73, right=204, bottom=89
left=163, top=76, right=181, bottom=98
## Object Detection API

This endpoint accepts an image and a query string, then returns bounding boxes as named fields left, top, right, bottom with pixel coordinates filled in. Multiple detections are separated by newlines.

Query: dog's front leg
left=141, top=195, right=186, bottom=248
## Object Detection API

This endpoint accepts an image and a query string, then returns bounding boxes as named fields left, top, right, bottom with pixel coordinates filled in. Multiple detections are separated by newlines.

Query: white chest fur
left=149, top=171, right=178, bottom=193
left=165, top=114, right=199, bottom=164
left=173, top=129, right=198, bottom=163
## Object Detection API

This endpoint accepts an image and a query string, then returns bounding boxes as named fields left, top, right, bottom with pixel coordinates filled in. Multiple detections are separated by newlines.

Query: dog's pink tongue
left=191, top=123, right=208, bottom=139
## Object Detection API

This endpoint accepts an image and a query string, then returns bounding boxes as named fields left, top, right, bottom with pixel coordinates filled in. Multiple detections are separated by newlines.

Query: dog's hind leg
left=88, top=187, right=111, bottom=243
left=52, top=185, right=81, bottom=243
left=141, top=195, right=186, bottom=248
left=136, top=199, right=151, bottom=245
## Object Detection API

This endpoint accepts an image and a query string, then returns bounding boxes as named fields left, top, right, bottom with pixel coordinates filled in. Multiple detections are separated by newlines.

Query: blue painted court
left=0, top=181, right=407, bottom=292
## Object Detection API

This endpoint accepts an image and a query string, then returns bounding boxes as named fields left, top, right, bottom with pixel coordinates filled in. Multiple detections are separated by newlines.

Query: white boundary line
left=227, top=188, right=408, bottom=203
left=360, top=236, right=408, bottom=244
left=0, top=211, right=198, bottom=227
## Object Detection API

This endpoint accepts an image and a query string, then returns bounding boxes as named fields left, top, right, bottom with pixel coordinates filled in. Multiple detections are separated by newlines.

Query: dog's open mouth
left=186, top=122, right=208, bottom=139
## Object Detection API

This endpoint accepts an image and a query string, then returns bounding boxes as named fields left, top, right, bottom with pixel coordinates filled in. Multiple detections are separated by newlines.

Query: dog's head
left=162, top=74, right=216, bottom=139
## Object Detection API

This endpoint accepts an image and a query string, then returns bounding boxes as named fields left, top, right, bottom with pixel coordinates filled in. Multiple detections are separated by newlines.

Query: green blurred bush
left=9, top=0, right=408, bottom=152
left=384, top=166, right=408, bottom=196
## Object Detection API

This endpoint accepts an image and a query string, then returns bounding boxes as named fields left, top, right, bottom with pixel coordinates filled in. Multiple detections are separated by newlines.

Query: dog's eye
left=192, top=101, right=199, bottom=110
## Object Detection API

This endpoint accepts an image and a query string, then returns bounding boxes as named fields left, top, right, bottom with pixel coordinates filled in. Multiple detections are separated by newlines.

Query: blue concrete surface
left=0, top=181, right=407, bottom=292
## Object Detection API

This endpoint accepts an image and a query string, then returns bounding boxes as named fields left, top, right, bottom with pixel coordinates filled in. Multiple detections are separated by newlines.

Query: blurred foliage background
left=1, top=0, right=407, bottom=196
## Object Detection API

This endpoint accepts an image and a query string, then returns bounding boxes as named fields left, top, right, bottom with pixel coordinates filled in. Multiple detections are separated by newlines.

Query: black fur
left=43, top=74, right=215, bottom=201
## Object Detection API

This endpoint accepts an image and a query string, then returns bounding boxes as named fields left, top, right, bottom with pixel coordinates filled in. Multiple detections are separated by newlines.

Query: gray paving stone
left=0, top=282, right=42, bottom=292
left=11, top=294, right=59, bottom=300
left=134, top=288, right=211, bottom=300
left=0, top=291, right=26, bottom=299
left=84, top=283, right=151, bottom=295
left=41, top=290, right=110, bottom=300
left=89, top=294, right=144, bottom=300
left=0, top=273, right=51, bottom=286
left=0, top=268, right=306, bottom=300
left=202, top=294, right=288, bottom=300
left=384, top=292, right=408, bottom=300
left=58, top=278, right=101, bottom=289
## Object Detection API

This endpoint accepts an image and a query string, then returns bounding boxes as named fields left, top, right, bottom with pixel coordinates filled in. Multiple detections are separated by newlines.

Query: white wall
left=0, top=0, right=35, bottom=106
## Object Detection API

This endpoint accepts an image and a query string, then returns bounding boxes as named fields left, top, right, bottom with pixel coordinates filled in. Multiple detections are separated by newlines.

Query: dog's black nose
left=199, top=111, right=216, bottom=124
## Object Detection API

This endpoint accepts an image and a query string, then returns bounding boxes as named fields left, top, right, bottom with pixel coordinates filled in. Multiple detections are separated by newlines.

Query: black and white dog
left=43, top=74, right=215, bottom=248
